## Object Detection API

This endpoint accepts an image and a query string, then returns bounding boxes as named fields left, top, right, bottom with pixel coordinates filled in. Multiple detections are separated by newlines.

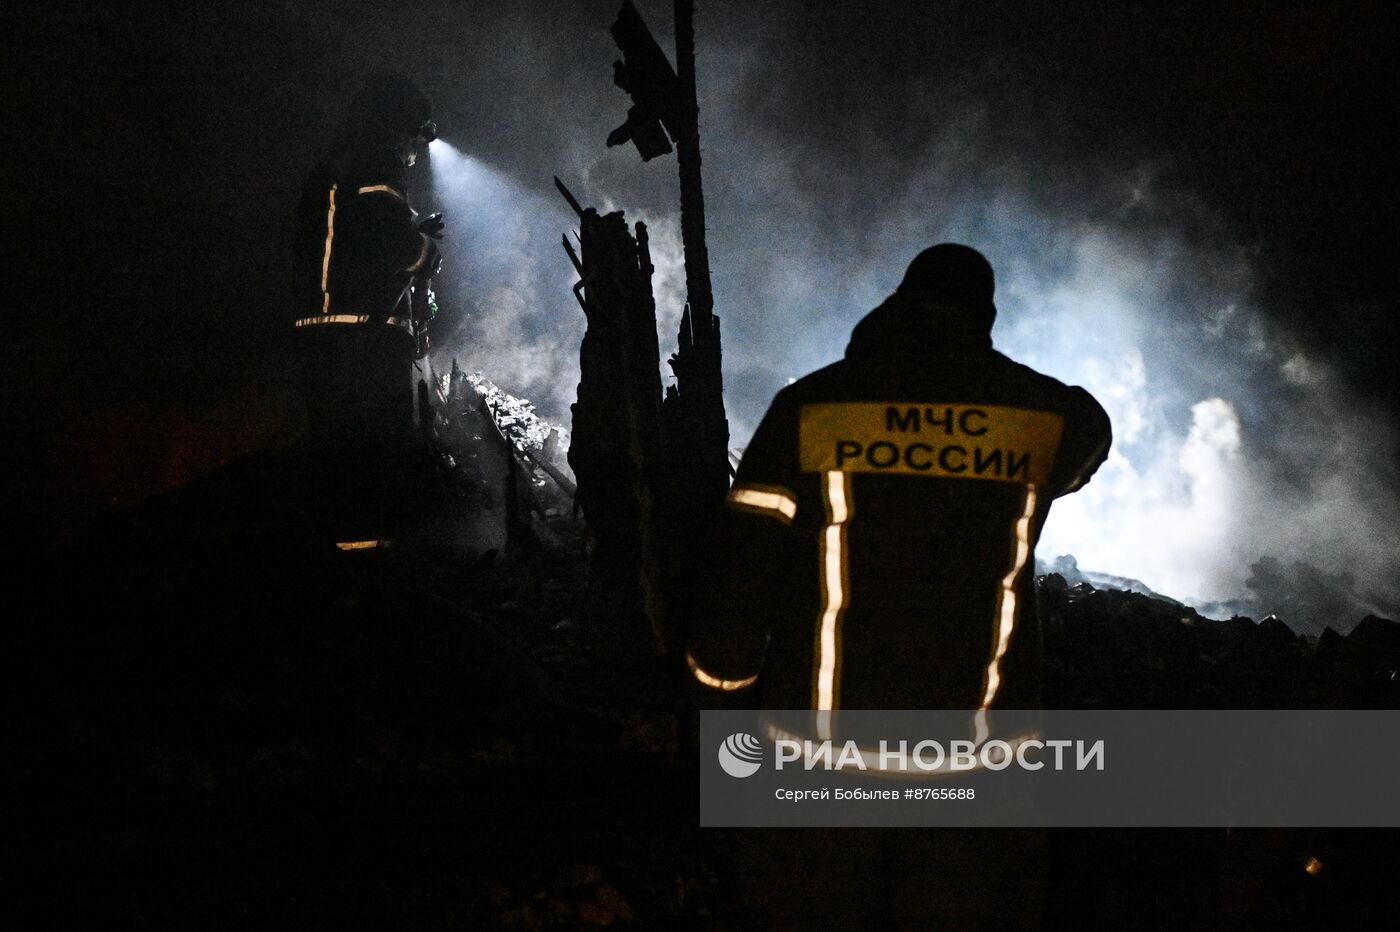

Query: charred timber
left=670, top=0, right=730, bottom=508
left=559, top=182, right=670, bottom=648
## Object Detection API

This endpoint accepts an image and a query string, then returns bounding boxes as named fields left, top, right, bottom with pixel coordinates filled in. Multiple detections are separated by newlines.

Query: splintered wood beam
left=554, top=176, right=585, bottom=219
left=562, top=234, right=584, bottom=275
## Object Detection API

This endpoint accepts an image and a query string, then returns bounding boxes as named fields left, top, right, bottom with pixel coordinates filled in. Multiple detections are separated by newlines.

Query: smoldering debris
left=464, top=371, right=573, bottom=468
left=431, top=361, right=578, bottom=560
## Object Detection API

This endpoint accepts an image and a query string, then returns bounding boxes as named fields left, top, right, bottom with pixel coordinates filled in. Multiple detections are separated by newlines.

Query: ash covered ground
left=17, top=378, right=1399, bottom=929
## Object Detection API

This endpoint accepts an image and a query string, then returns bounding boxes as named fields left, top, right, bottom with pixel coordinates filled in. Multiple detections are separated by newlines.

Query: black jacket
left=688, top=293, right=1111, bottom=718
left=295, top=144, right=432, bottom=326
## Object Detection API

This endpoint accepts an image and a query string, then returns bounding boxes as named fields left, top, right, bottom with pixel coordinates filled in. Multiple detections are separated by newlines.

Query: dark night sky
left=6, top=1, right=1398, bottom=622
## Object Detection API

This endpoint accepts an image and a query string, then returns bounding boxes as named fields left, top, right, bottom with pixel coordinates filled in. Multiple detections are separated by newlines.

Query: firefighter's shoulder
left=772, top=359, right=856, bottom=407
left=994, top=352, right=1107, bottom=419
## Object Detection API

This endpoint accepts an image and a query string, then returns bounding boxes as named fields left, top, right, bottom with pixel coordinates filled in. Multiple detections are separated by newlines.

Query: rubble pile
left=465, top=371, right=571, bottom=460
left=427, top=362, right=579, bottom=560
left=1037, top=553, right=1175, bottom=602
left=1040, top=573, right=1399, bottom=710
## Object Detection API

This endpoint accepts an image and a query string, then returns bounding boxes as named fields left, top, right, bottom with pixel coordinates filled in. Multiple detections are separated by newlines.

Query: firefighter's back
left=770, top=346, right=1087, bottom=711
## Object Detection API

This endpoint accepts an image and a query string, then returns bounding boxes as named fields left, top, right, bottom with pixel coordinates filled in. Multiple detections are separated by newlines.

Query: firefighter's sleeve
left=687, top=392, right=800, bottom=706
left=1049, top=386, right=1112, bottom=497
left=351, top=185, right=436, bottom=276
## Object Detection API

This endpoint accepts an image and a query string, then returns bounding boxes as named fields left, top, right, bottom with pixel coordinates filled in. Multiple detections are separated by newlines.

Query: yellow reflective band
left=294, top=315, right=403, bottom=328
left=335, top=540, right=383, bottom=551
left=813, top=471, right=852, bottom=727
left=974, top=484, right=1038, bottom=745
left=321, top=184, right=337, bottom=313
left=687, top=652, right=758, bottom=691
left=405, top=232, right=432, bottom=273
left=356, top=184, right=404, bottom=199
left=799, top=402, right=1063, bottom=485
left=727, top=484, right=797, bottom=523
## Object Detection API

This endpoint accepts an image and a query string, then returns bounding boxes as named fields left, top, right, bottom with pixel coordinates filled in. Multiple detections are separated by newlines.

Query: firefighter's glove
left=418, top=212, right=446, bottom=239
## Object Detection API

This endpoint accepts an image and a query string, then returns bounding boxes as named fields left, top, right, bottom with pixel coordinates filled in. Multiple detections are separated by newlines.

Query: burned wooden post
left=598, top=0, right=732, bottom=655
left=668, top=0, right=729, bottom=507
left=663, top=3, right=731, bottom=646
left=557, top=179, right=670, bottom=647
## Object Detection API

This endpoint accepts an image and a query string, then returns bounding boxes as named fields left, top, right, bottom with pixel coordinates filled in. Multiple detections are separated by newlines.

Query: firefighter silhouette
left=293, top=75, right=443, bottom=545
left=689, top=244, right=1112, bottom=929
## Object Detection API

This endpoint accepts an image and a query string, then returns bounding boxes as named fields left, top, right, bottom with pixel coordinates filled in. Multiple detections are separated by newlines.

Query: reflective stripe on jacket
left=295, top=147, right=430, bottom=325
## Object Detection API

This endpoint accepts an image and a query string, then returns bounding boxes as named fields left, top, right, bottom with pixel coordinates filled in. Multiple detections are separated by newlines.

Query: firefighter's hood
left=845, top=289, right=996, bottom=359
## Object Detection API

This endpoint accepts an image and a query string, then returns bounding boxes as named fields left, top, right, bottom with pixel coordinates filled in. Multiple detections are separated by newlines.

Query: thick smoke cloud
left=409, top=1, right=1396, bottom=629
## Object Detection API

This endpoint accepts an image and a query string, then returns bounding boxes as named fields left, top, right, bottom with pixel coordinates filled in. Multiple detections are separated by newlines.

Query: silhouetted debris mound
left=1038, top=553, right=1179, bottom=602
left=1040, top=576, right=1398, bottom=709
left=1348, top=613, right=1400, bottom=662
left=1294, top=617, right=1400, bottom=709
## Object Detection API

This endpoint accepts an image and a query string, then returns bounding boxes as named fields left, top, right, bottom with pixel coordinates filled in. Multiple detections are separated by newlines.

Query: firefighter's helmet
left=344, top=74, right=437, bottom=153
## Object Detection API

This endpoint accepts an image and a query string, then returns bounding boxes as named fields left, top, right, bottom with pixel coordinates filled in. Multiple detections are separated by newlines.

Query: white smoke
left=412, top=12, right=1398, bottom=628
left=990, top=222, right=1400, bottom=619
left=425, top=141, right=583, bottom=415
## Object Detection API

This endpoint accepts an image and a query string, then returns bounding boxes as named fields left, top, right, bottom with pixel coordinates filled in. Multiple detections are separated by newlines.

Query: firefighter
left=293, top=74, right=444, bottom=544
left=688, top=244, right=1112, bottom=929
